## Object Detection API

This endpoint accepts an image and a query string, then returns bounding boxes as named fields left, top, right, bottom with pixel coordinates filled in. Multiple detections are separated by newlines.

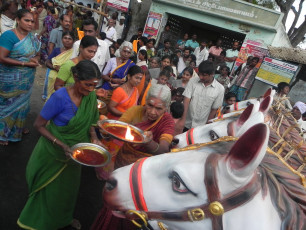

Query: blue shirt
left=41, top=87, right=78, bottom=126
left=185, top=39, right=199, bottom=49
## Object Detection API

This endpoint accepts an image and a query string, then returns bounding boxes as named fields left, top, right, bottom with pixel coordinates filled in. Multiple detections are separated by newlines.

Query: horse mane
left=259, top=153, right=306, bottom=230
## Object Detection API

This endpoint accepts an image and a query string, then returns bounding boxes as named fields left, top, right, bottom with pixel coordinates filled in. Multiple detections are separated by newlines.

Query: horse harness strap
left=186, top=128, right=195, bottom=145
left=129, top=158, right=149, bottom=212
left=128, top=154, right=261, bottom=230
left=234, top=102, right=239, bottom=111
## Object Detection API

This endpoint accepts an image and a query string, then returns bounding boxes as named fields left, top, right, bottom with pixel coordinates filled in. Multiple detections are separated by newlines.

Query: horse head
left=103, top=124, right=281, bottom=230
left=174, top=101, right=262, bottom=148
left=227, top=88, right=275, bottom=113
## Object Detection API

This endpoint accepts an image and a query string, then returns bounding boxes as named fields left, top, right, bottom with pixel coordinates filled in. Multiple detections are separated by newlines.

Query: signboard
left=157, top=0, right=281, bottom=28
left=231, top=40, right=269, bottom=75
left=255, top=57, right=299, bottom=86
left=107, top=0, right=130, bottom=12
left=143, top=11, right=163, bottom=39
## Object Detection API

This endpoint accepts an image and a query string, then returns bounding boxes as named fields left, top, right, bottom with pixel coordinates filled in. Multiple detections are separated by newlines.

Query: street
left=0, top=66, right=104, bottom=229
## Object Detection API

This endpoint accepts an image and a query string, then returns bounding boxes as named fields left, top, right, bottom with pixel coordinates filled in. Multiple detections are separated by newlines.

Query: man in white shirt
left=194, top=41, right=209, bottom=66
left=115, top=16, right=125, bottom=39
left=177, top=48, right=191, bottom=74
left=177, top=61, right=224, bottom=131
left=0, top=0, right=18, bottom=35
left=225, top=41, right=239, bottom=71
left=105, top=18, right=117, bottom=46
left=71, top=19, right=110, bottom=72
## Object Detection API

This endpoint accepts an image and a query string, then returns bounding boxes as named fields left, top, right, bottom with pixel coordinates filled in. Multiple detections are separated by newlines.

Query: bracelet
left=151, top=142, right=159, bottom=153
left=52, top=138, right=57, bottom=145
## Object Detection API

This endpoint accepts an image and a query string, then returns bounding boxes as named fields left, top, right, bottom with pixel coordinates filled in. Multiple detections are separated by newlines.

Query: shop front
left=143, top=0, right=293, bottom=97
left=145, top=0, right=290, bottom=48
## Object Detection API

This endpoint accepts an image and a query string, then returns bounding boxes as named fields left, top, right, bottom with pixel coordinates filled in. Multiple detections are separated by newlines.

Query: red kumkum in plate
left=70, top=143, right=111, bottom=167
left=97, top=119, right=149, bottom=144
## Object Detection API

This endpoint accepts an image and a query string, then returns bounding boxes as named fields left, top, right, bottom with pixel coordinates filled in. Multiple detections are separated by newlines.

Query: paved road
left=0, top=67, right=104, bottom=229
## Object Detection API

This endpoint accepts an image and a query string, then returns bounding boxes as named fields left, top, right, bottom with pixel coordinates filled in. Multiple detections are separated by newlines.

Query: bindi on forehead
left=149, top=99, right=163, bottom=107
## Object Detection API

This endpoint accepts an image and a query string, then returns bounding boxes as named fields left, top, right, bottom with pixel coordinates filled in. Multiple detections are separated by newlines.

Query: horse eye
left=209, top=130, right=219, bottom=141
left=246, top=101, right=252, bottom=106
left=171, top=173, right=188, bottom=193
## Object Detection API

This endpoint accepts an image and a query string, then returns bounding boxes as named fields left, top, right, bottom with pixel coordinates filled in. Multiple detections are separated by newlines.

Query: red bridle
left=234, top=102, right=239, bottom=111
left=128, top=154, right=261, bottom=230
left=129, top=158, right=148, bottom=212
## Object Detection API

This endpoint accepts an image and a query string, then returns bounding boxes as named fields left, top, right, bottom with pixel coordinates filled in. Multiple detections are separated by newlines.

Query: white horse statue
left=174, top=95, right=272, bottom=148
left=210, top=88, right=275, bottom=122
left=103, top=123, right=305, bottom=230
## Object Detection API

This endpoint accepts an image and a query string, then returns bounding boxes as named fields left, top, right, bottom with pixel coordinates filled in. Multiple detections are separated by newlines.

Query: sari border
left=29, top=163, right=68, bottom=197
left=17, top=219, right=37, bottom=230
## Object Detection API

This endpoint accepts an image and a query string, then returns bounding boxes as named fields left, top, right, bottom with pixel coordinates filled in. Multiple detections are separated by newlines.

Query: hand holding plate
left=144, top=131, right=153, bottom=143
left=92, top=138, right=107, bottom=149
left=63, top=144, right=73, bottom=157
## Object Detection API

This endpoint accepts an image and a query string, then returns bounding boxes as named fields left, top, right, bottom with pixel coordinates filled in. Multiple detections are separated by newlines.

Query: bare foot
left=0, top=140, right=8, bottom=146
left=71, top=219, right=81, bottom=230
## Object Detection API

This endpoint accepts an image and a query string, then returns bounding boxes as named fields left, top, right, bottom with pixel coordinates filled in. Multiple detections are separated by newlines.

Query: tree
left=275, top=0, right=306, bottom=47
left=245, top=0, right=306, bottom=47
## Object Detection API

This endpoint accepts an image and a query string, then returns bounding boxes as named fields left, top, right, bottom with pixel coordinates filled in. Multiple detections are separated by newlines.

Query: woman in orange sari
left=92, top=84, right=175, bottom=230
left=107, top=65, right=143, bottom=120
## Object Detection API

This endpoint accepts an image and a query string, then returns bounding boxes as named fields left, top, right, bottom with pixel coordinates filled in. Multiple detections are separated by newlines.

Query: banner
left=107, top=0, right=130, bottom=12
left=231, top=40, right=268, bottom=75
left=143, top=11, right=163, bottom=39
left=255, top=57, right=299, bottom=86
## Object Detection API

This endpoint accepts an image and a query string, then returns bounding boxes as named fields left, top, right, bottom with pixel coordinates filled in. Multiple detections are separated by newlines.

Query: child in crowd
left=171, top=67, right=193, bottom=88
left=170, top=101, right=184, bottom=136
left=170, top=54, right=179, bottom=79
left=189, top=60, right=198, bottom=75
left=149, top=57, right=160, bottom=69
left=215, top=65, right=231, bottom=91
left=217, top=92, right=237, bottom=116
left=109, top=45, right=116, bottom=58
left=152, top=67, right=172, bottom=89
left=214, top=51, right=226, bottom=73
left=137, top=49, right=148, bottom=66
left=171, top=87, right=185, bottom=103
left=274, top=81, right=292, bottom=110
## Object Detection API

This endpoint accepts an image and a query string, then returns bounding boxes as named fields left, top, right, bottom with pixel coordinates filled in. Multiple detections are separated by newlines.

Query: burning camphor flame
left=125, top=126, right=135, bottom=141
left=73, top=149, right=83, bottom=158
left=97, top=102, right=102, bottom=109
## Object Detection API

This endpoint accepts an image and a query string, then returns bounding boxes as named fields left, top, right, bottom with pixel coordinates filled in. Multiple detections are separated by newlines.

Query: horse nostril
left=105, top=178, right=117, bottom=191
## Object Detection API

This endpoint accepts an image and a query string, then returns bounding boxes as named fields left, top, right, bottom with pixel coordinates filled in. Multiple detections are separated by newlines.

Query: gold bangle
left=52, top=138, right=57, bottom=145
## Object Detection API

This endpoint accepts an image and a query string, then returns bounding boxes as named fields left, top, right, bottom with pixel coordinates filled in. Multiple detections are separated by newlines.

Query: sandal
left=71, top=219, right=81, bottom=230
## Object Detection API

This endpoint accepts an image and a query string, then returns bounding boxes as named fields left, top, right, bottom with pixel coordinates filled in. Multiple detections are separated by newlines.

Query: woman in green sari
left=18, top=60, right=103, bottom=230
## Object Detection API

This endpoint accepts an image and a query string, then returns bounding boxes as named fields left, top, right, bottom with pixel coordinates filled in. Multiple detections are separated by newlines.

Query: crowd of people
left=0, top=0, right=305, bottom=230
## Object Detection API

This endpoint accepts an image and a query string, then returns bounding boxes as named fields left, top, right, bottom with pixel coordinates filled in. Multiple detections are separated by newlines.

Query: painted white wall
left=289, top=80, right=306, bottom=104
left=271, top=24, right=292, bottom=48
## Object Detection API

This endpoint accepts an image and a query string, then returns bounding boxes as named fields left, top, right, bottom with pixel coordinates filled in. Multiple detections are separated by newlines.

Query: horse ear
left=225, top=123, right=269, bottom=178
left=262, top=88, right=272, bottom=98
left=236, top=112, right=264, bottom=137
left=236, top=101, right=259, bottom=127
left=259, top=96, right=272, bottom=114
